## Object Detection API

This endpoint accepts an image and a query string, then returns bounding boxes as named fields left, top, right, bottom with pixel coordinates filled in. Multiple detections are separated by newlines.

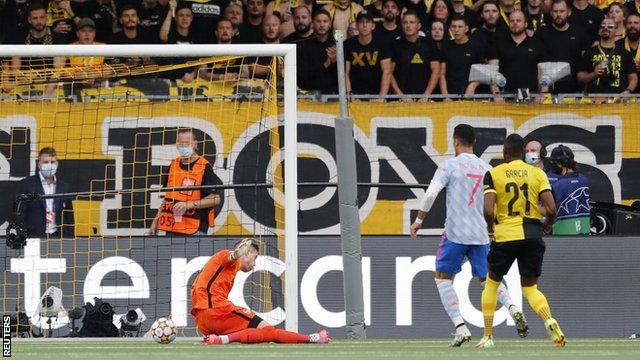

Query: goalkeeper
left=191, top=238, right=330, bottom=345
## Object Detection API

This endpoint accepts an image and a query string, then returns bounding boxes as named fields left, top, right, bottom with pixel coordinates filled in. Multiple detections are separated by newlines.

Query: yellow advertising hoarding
left=1, top=101, right=637, bottom=235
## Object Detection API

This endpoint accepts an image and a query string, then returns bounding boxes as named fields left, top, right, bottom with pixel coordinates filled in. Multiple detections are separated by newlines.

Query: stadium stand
left=1, top=0, right=639, bottom=97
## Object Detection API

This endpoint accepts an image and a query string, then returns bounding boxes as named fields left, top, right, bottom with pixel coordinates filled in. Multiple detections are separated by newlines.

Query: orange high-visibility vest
left=158, top=156, right=215, bottom=234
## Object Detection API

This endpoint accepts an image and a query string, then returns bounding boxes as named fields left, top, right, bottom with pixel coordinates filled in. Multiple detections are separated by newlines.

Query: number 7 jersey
left=483, top=159, right=551, bottom=242
left=432, top=153, right=492, bottom=245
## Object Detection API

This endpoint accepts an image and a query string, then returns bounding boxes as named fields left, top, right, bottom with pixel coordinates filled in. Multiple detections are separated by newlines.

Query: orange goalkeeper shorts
left=193, top=306, right=263, bottom=335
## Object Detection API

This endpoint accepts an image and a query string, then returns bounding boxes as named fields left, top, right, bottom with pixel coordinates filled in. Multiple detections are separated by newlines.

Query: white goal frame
left=0, top=44, right=299, bottom=332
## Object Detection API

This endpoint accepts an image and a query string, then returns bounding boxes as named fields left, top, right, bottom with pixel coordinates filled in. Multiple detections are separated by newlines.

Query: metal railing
left=2, top=92, right=639, bottom=103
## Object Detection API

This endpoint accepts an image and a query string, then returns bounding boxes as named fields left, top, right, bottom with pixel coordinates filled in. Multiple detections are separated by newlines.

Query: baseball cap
left=549, top=145, right=574, bottom=161
left=356, top=10, right=374, bottom=22
left=77, top=18, right=96, bottom=30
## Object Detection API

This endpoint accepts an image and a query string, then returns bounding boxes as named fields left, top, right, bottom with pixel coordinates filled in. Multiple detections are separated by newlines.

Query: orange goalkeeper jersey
left=191, top=250, right=240, bottom=314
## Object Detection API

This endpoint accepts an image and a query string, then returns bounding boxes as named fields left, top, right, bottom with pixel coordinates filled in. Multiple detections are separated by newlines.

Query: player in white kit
left=410, top=124, right=528, bottom=346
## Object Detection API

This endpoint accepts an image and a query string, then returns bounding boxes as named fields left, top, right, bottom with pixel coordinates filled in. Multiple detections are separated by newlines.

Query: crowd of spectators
left=1, top=0, right=639, bottom=97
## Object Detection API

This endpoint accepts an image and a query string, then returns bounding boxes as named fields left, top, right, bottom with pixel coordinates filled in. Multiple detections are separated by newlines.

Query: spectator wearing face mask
left=15, top=147, right=74, bottom=238
left=149, top=128, right=221, bottom=236
left=546, top=145, right=591, bottom=235
left=523, top=137, right=548, bottom=170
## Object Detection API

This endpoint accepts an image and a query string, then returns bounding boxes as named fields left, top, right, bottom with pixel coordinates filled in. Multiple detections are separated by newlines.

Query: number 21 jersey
left=483, top=159, right=551, bottom=242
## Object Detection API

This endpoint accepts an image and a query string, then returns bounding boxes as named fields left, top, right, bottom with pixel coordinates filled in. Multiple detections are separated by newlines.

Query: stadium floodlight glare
left=468, top=64, right=507, bottom=88
left=538, top=62, right=571, bottom=88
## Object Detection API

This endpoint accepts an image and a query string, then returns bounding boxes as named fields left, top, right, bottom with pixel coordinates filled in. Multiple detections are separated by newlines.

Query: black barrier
left=298, top=236, right=640, bottom=339
left=1, top=235, right=639, bottom=338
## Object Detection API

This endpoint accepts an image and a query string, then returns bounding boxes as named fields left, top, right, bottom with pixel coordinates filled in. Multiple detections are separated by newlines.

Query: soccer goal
left=0, top=44, right=299, bottom=335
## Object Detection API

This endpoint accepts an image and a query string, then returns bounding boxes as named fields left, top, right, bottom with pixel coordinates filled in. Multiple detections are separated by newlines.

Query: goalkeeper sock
left=522, top=285, right=552, bottom=321
left=481, top=277, right=500, bottom=337
left=227, top=332, right=240, bottom=343
left=275, top=329, right=310, bottom=343
left=234, top=327, right=311, bottom=344
left=435, top=279, right=464, bottom=327
left=219, top=334, right=231, bottom=344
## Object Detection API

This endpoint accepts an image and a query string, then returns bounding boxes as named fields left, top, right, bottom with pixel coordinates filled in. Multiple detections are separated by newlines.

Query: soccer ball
left=150, top=317, right=177, bottom=344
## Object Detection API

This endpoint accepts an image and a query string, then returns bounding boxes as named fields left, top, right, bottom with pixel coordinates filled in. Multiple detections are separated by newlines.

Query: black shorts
left=487, top=238, right=546, bottom=278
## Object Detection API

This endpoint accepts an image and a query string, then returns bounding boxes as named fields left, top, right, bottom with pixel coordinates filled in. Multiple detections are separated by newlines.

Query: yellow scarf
left=423, top=0, right=435, bottom=12
left=424, top=0, right=484, bottom=13
left=498, top=2, right=524, bottom=25
left=273, top=0, right=299, bottom=12
left=593, top=0, right=618, bottom=10
left=500, top=6, right=510, bottom=26
left=328, top=1, right=359, bottom=23
left=46, top=4, right=72, bottom=27
left=529, top=12, right=544, bottom=32
left=333, top=0, right=351, bottom=11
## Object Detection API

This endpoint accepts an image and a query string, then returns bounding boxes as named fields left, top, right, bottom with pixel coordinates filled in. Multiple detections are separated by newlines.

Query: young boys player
left=192, top=238, right=331, bottom=345
left=477, top=134, right=565, bottom=348
left=410, top=124, right=528, bottom=347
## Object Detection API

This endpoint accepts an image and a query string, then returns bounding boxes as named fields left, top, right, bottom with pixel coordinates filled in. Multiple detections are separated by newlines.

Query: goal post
left=0, top=44, right=298, bottom=332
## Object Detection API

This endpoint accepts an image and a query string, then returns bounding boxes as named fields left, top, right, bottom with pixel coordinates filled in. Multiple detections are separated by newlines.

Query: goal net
left=0, top=44, right=298, bottom=336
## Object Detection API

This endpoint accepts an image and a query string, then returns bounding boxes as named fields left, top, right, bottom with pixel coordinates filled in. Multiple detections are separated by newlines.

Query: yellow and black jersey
left=483, top=159, right=551, bottom=242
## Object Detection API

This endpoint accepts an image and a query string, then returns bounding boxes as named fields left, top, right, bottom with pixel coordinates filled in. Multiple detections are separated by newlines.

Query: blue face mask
left=40, top=162, right=58, bottom=178
left=177, top=145, right=194, bottom=158
left=525, top=152, right=540, bottom=165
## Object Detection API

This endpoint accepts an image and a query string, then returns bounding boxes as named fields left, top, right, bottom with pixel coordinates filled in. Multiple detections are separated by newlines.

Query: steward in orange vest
left=150, top=129, right=221, bottom=235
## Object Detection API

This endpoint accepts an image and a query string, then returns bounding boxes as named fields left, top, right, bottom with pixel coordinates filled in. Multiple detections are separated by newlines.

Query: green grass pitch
left=9, top=338, right=640, bottom=360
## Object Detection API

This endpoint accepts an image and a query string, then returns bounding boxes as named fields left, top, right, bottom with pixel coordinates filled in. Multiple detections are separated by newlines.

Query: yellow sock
left=481, top=277, right=500, bottom=337
left=522, top=285, right=552, bottom=320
